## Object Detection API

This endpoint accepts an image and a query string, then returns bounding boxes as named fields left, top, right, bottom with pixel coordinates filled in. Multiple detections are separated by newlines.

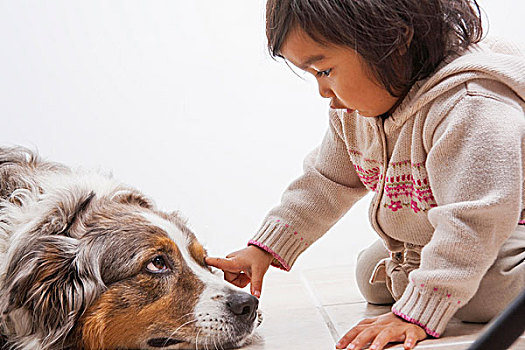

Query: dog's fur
left=0, top=147, right=259, bottom=349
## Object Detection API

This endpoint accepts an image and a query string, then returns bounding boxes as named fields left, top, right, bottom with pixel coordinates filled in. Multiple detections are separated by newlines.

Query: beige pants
left=355, top=225, right=525, bottom=322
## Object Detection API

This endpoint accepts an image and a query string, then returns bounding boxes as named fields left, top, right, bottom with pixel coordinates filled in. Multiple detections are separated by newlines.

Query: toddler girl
left=206, top=0, right=525, bottom=349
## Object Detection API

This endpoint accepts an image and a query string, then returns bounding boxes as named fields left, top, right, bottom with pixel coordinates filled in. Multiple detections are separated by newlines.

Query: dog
left=0, top=147, right=260, bottom=350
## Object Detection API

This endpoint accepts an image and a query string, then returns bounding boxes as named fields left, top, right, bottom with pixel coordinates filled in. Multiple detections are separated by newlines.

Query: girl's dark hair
left=266, top=0, right=483, bottom=97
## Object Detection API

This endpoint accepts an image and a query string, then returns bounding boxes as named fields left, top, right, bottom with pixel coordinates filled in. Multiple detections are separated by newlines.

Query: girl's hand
left=205, top=245, right=274, bottom=298
left=336, top=312, right=427, bottom=350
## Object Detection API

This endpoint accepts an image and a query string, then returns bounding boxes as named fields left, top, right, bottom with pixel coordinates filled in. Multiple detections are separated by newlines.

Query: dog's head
left=0, top=176, right=259, bottom=350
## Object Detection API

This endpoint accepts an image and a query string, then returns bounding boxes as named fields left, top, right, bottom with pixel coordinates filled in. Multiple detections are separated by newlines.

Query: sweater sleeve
left=392, top=92, right=525, bottom=337
left=249, top=110, right=369, bottom=270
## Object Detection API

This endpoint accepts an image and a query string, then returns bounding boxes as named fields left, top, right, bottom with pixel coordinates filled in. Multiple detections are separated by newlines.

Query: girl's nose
left=317, top=80, right=335, bottom=99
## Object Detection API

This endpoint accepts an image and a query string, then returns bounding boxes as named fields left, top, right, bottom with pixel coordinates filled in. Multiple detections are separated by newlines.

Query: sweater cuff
left=249, top=219, right=311, bottom=271
left=392, top=283, right=463, bottom=338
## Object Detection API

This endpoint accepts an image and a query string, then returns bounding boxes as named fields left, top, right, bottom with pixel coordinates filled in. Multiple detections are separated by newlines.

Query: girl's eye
left=146, top=256, right=169, bottom=273
left=316, top=68, right=332, bottom=77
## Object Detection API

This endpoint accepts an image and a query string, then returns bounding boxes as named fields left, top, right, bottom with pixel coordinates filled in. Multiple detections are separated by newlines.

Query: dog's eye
left=146, top=256, right=169, bottom=273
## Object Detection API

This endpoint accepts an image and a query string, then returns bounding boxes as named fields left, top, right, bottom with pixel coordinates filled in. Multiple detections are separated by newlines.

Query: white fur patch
left=140, top=212, right=225, bottom=287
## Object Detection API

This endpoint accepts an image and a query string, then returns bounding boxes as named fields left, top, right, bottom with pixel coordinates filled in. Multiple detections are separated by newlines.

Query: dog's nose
left=226, top=292, right=259, bottom=320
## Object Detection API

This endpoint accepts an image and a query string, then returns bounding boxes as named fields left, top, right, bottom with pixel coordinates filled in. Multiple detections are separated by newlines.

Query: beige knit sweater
left=250, top=38, right=525, bottom=337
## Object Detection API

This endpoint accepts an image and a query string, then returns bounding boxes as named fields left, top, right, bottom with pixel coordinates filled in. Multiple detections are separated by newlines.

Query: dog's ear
left=0, top=190, right=101, bottom=349
left=1, top=235, right=103, bottom=349
left=111, top=189, right=154, bottom=209
left=38, top=190, right=95, bottom=237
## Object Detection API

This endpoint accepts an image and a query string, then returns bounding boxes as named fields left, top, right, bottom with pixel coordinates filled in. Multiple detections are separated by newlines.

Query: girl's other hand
left=335, top=312, right=427, bottom=350
left=205, top=245, right=274, bottom=298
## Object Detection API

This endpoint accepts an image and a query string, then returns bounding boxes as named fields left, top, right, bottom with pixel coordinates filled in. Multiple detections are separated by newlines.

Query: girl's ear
left=399, top=26, right=414, bottom=56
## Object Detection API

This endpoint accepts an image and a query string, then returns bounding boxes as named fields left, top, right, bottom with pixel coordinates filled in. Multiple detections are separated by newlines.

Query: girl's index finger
left=205, top=256, right=243, bottom=273
left=204, top=256, right=226, bottom=269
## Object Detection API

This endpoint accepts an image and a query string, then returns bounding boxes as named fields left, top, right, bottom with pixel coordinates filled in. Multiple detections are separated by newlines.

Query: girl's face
left=280, top=27, right=398, bottom=117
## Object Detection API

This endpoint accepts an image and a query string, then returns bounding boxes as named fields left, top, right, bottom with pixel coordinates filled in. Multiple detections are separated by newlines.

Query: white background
left=1, top=0, right=524, bottom=270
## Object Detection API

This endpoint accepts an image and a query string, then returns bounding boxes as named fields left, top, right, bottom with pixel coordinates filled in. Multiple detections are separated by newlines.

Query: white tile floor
left=241, top=264, right=525, bottom=350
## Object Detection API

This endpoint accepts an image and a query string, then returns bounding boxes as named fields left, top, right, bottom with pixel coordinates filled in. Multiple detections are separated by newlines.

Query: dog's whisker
left=166, top=318, right=197, bottom=343
left=211, top=335, right=217, bottom=350
left=170, top=312, right=195, bottom=326
left=194, top=328, right=202, bottom=350
left=213, top=334, right=220, bottom=350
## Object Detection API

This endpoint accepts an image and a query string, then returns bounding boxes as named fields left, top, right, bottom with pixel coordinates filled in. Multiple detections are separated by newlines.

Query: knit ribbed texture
left=249, top=220, right=309, bottom=270
left=393, top=283, right=462, bottom=337
left=251, top=37, right=525, bottom=335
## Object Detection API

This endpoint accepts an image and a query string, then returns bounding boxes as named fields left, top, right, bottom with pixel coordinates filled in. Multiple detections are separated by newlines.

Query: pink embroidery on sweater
left=353, top=164, right=381, bottom=192
left=410, top=200, right=420, bottom=213
left=347, top=151, right=438, bottom=212
left=391, top=160, right=412, bottom=167
left=274, top=220, right=307, bottom=246
left=347, top=149, right=382, bottom=164
left=416, top=284, right=461, bottom=306
left=347, top=149, right=382, bottom=192
left=384, top=161, right=437, bottom=213
left=388, top=201, right=403, bottom=212
left=248, top=240, right=291, bottom=271
left=392, top=309, right=441, bottom=338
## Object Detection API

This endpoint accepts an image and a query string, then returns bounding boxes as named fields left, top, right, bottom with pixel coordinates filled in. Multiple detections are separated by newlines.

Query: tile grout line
left=387, top=334, right=525, bottom=349
left=388, top=340, right=475, bottom=349
left=299, top=270, right=341, bottom=343
left=322, top=300, right=368, bottom=307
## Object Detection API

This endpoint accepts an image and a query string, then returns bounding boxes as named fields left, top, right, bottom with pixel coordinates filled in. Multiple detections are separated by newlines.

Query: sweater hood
left=387, top=37, right=525, bottom=128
